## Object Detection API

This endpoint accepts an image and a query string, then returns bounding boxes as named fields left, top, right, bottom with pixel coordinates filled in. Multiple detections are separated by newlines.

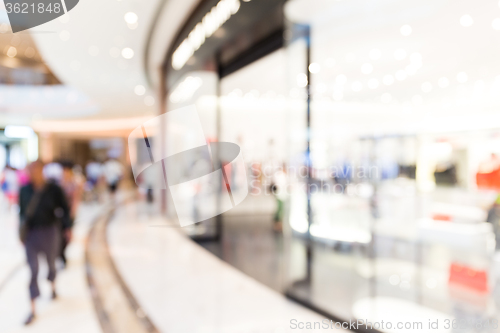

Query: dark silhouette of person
left=19, top=160, right=71, bottom=325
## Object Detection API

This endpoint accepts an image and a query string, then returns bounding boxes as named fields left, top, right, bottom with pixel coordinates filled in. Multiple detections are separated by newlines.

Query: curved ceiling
left=31, top=0, right=163, bottom=119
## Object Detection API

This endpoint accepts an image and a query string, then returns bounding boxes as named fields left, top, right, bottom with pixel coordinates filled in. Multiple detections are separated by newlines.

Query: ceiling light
left=308, top=62, right=320, bottom=73
left=6, top=46, right=17, bottom=58
left=124, top=12, right=138, bottom=24
left=4, top=125, right=34, bottom=139
left=135, top=85, right=146, bottom=96
left=121, top=47, right=134, bottom=59
left=400, top=25, right=412, bottom=36
left=460, top=15, right=473, bottom=27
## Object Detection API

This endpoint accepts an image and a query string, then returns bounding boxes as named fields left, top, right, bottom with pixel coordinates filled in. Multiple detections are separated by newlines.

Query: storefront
left=150, top=0, right=500, bottom=331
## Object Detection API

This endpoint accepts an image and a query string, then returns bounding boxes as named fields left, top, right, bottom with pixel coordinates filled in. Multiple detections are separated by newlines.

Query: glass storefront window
left=284, top=0, right=500, bottom=330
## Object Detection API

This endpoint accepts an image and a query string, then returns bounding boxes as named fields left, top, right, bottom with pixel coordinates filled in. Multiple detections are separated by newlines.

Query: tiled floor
left=0, top=195, right=103, bottom=333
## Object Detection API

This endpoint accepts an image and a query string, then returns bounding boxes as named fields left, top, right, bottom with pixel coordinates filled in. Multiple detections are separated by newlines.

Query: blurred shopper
left=103, top=158, right=123, bottom=197
left=271, top=165, right=287, bottom=232
left=59, top=161, right=83, bottom=267
left=486, top=195, right=500, bottom=250
left=85, top=158, right=103, bottom=200
left=19, top=160, right=71, bottom=325
left=1, top=165, right=20, bottom=209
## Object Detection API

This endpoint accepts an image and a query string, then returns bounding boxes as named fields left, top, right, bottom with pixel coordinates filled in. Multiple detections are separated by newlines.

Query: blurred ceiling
left=28, top=0, right=162, bottom=120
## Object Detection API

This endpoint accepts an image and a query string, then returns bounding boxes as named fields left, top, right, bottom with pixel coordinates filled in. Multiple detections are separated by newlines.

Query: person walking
left=19, top=160, right=71, bottom=325
left=59, top=161, right=82, bottom=267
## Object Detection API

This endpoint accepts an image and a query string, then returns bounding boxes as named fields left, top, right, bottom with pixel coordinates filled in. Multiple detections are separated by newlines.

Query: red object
left=476, top=168, right=500, bottom=190
left=449, top=263, right=488, bottom=293
left=432, top=214, right=452, bottom=221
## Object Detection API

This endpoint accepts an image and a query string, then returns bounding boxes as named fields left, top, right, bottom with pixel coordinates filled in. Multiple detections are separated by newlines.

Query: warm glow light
left=6, top=46, right=17, bottom=58
left=135, top=85, right=146, bottom=96
left=169, top=76, right=203, bottom=103
left=172, top=0, right=241, bottom=70
left=122, top=47, right=134, bottom=59
left=308, top=62, right=320, bottom=73
left=124, top=12, right=138, bottom=24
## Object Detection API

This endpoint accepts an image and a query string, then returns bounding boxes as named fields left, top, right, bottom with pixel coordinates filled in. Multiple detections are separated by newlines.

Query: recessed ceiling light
left=460, top=15, right=473, bottom=27
left=121, top=47, right=134, bottom=59
left=308, top=62, right=320, bottom=73
left=124, top=12, right=138, bottom=24
left=135, top=85, right=146, bottom=96
left=6, top=46, right=17, bottom=58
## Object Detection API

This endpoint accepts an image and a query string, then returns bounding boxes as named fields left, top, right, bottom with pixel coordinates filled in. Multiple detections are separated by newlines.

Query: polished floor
left=198, top=189, right=500, bottom=333
left=107, top=200, right=345, bottom=333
